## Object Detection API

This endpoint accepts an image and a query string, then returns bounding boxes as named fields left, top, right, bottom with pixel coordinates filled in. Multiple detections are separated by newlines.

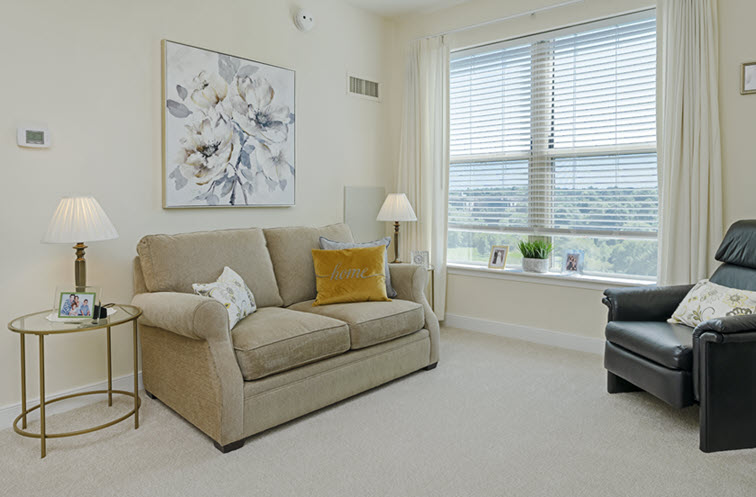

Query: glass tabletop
left=7, top=304, right=142, bottom=335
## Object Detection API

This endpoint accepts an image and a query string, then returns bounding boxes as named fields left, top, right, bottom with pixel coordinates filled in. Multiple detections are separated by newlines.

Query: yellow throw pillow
left=312, top=246, right=390, bottom=306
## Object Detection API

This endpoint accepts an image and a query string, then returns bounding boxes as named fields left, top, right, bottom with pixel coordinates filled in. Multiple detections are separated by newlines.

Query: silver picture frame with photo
left=411, top=250, right=430, bottom=269
left=562, top=250, right=585, bottom=275
left=742, top=62, right=756, bottom=95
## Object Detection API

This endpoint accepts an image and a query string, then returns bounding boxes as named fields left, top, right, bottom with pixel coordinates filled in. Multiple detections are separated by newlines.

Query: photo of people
left=566, top=254, right=579, bottom=271
left=488, top=245, right=509, bottom=269
left=58, top=291, right=97, bottom=319
left=562, top=250, right=585, bottom=274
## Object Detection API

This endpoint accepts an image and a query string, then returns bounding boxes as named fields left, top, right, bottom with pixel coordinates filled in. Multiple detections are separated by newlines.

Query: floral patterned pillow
left=669, top=279, right=756, bottom=328
left=192, top=267, right=256, bottom=330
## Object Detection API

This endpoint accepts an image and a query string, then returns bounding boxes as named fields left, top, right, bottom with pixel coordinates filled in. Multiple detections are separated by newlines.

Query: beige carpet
left=1, top=326, right=754, bottom=497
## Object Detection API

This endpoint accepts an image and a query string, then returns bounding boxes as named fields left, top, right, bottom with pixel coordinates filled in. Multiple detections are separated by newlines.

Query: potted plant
left=517, top=240, right=553, bottom=273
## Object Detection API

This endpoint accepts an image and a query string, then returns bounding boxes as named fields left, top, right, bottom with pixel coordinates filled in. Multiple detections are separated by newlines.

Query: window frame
left=447, top=9, right=658, bottom=278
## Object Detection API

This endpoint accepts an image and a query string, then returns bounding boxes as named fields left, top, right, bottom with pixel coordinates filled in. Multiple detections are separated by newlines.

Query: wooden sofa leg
left=607, top=371, right=641, bottom=393
left=424, top=362, right=438, bottom=371
left=214, top=439, right=245, bottom=454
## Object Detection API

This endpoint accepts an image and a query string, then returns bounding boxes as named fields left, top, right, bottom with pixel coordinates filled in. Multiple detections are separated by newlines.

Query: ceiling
left=347, top=0, right=470, bottom=17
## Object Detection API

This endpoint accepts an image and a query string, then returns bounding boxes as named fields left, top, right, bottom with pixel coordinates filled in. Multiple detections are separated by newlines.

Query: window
left=448, top=12, right=658, bottom=279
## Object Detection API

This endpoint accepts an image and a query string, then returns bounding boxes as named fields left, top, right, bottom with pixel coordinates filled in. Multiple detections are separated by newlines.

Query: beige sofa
left=131, top=223, right=439, bottom=452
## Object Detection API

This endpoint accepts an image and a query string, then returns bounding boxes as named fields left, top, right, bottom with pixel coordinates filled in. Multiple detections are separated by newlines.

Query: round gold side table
left=7, top=304, right=142, bottom=458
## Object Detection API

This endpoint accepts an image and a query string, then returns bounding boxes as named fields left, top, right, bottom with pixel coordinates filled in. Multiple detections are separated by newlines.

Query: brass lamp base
left=74, top=243, right=87, bottom=290
left=392, top=221, right=401, bottom=263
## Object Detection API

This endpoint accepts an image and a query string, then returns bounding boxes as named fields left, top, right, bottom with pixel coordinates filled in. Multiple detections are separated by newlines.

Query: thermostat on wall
left=17, top=126, right=50, bottom=148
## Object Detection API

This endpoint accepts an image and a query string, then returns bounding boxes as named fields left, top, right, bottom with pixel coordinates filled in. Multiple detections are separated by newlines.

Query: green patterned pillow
left=192, top=266, right=257, bottom=330
left=669, top=279, right=756, bottom=328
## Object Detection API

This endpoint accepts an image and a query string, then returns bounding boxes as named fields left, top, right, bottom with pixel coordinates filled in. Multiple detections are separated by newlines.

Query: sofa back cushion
left=264, top=223, right=354, bottom=306
left=136, top=228, right=283, bottom=307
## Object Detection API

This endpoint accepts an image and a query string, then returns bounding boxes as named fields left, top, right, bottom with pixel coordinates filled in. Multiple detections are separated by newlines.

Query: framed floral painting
left=162, top=40, right=295, bottom=208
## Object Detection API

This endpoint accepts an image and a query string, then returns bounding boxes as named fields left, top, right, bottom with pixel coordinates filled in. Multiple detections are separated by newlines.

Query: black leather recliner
left=603, top=220, right=756, bottom=453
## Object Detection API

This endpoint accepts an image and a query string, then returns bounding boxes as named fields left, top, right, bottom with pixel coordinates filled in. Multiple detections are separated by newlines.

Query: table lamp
left=42, top=196, right=119, bottom=289
left=376, top=193, right=417, bottom=263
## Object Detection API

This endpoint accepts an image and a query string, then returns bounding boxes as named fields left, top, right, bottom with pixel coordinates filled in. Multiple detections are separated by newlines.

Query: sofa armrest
left=133, top=291, right=243, bottom=446
left=389, top=263, right=440, bottom=365
left=602, top=284, right=693, bottom=322
left=389, top=263, right=428, bottom=302
left=131, top=292, right=230, bottom=342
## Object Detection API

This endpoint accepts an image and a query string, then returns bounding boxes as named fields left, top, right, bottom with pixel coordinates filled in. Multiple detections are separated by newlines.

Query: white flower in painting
left=256, top=144, right=292, bottom=183
left=226, top=76, right=292, bottom=143
left=178, top=113, right=239, bottom=185
left=252, top=170, right=271, bottom=193
left=189, top=70, right=228, bottom=109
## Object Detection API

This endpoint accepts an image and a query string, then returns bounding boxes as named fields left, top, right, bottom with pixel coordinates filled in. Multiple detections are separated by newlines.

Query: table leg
left=133, top=320, right=139, bottom=429
left=38, top=335, right=46, bottom=458
left=106, top=327, right=112, bottom=407
left=20, top=334, right=27, bottom=429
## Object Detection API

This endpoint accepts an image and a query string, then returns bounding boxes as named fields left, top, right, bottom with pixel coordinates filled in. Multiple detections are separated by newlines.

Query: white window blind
left=449, top=13, right=657, bottom=242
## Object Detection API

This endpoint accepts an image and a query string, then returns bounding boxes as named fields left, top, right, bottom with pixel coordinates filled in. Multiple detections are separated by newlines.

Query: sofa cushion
left=264, top=224, right=354, bottom=306
left=606, top=321, right=693, bottom=370
left=231, top=307, right=350, bottom=380
left=137, top=228, right=283, bottom=308
left=288, top=299, right=424, bottom=349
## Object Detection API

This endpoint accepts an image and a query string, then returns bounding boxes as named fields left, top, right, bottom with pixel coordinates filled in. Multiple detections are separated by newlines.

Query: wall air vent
left=347, top=74, right=380, bottom=101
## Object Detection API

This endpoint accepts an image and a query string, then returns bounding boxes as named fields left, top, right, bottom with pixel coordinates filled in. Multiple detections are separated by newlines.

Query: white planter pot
left=522, top=257, right=549, bottom=273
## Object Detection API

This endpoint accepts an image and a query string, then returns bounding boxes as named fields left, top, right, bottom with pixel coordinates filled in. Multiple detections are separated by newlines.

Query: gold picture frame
left=488, top=245, right=509, bottom=269
left=741, top=62, right=756, bottom=95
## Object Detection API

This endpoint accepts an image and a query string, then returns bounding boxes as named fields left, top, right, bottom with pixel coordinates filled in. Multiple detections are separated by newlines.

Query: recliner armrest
left=694, top=314, right=756, bottom=340
left=602, top=284, right=693, bottom=322
left=692, top=314, right=756, bottom=407
left=132, top=292, right=230, bottom=341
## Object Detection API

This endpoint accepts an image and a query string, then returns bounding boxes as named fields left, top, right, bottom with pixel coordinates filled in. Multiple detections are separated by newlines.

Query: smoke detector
left=294, top=9, right=314, bottom=32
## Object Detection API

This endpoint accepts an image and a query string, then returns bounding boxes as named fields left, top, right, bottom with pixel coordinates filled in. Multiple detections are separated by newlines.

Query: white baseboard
left=443, top=314, right=604, bottom=355
left=0, top=372, right=143, bottom=429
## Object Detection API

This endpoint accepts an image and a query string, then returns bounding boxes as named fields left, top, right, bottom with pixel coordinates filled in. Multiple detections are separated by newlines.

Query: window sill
left=446, top=263, right=655, bottom=291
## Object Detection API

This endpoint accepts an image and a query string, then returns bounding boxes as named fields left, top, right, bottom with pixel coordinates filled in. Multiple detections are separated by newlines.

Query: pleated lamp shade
left=42, top=196, right=119, bottom=243
left=376, top=193, right=417, bottom=222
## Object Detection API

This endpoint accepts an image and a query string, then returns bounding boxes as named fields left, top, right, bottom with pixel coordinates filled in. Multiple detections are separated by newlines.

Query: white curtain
left=396, top=36, right=450, bottom=319
left=658, top=0, right=723, bottom=285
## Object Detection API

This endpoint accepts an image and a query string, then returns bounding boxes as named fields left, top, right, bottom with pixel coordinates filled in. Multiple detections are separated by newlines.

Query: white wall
left=719, top=0, right=756, bottom=224
left=388, top=0, right=756, bottom=340
left=0, top=0, right=394, bottom=408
